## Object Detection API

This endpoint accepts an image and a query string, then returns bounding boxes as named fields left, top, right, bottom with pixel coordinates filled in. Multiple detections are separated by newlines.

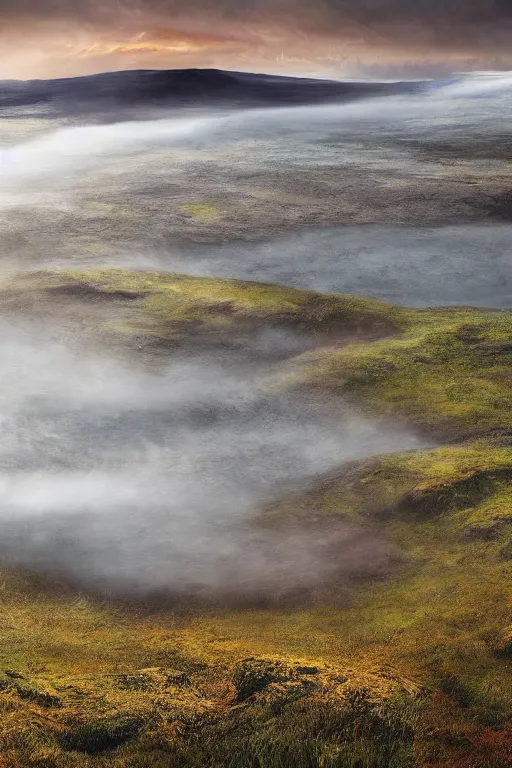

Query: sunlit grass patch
left=175, top=200, right=227, bottom=222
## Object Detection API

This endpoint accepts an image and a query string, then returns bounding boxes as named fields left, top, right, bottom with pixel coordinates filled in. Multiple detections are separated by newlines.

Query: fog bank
left=0, top=71, right=509, bottom=600
left=0, top=322, right=423, bottom=601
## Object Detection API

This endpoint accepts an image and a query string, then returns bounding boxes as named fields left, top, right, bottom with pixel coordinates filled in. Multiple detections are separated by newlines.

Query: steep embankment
left=0, top=270, right=509, bottom=767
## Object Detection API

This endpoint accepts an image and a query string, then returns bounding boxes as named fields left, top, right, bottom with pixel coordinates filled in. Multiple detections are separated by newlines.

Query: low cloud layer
left=0, top=321, right=423, bottom=603
left=0, top=75, right=510, bottom=308
left=0, top=69, right=508, bottom=606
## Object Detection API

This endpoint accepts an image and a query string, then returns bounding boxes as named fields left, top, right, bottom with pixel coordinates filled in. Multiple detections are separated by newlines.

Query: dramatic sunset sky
left=1, top=1, right=512, bottom=80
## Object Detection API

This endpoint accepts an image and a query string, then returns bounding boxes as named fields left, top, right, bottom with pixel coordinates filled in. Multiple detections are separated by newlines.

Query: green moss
left=303, top=307, right=512, bottom=439
left=54, top=268, right=400, bottom=324
left=259, top=438, right=512, bottom=734
left=263, top=444, right=512, bottom=527
left=0, top=270, right=403, bottom=353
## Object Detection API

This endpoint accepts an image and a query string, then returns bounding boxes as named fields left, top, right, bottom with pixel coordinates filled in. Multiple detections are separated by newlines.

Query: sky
left=0, top=1, right=511, bottom=80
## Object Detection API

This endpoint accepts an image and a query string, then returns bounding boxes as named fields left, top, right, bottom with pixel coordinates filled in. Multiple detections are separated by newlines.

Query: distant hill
left=0, top=68, right=422, bottom=115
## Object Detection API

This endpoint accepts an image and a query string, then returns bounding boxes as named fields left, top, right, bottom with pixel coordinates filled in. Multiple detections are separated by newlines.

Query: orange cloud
left=71, top=40, right=206, bottom=58
left=1, top=11, right=511, bottom=81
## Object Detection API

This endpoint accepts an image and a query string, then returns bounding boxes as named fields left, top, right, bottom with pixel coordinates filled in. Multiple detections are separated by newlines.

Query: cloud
left=1, top=1, right=511, bottom=79
left=0, top=319, right=423, bottom=603
left=4, top=1, right=510, bottom=30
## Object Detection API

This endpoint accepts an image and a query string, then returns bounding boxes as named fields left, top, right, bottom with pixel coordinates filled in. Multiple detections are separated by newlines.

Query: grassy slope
left=301, top=306, right=511, bottom=440
left=0, top=269, right=402, bottom=346
left=0, top=270, right=510, bottom=767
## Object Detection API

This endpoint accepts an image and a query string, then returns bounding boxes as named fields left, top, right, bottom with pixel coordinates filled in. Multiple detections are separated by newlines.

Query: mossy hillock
left=0, top=269, right=403, bottom=357
left=299, top=304, right=511, bottom=441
